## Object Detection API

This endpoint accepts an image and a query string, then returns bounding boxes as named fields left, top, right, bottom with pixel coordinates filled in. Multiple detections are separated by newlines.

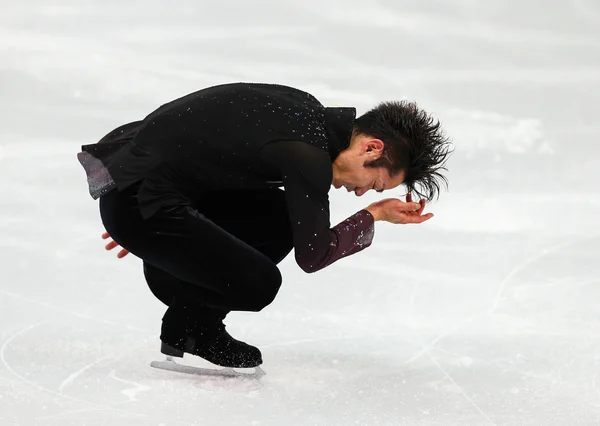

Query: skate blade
left=150, top=356, right=266, bottom=380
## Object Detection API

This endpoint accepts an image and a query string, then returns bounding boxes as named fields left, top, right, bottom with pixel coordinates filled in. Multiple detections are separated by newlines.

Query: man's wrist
left=365, top=207, right=382, bottom=221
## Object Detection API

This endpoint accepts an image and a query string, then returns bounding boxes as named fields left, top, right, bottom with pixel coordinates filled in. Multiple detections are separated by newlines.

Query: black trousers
left=99, top=183, right=294, bottom=320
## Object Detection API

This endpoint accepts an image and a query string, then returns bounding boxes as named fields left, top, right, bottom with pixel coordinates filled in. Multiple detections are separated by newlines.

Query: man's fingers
left=398, top=202, right=421, bottom=211
left=417, top=199, right=426, bottom=215
left=414, top=213, right=434, bottom=223
left=102, top=233, right=128, bottom=257
left=403, top=213, right=434, bottom=224
left=105, top=240, right=119, bottom=251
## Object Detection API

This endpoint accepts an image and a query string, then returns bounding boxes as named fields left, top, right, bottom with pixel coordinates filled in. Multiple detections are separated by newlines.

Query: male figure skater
left=77, top=82, right=452, bottom=369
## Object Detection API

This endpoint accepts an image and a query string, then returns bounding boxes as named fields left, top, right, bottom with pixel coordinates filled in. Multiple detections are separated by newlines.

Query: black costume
left=77, top=83, right=375, bottom=367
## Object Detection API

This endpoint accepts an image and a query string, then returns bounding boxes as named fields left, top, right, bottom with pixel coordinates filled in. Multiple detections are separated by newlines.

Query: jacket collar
left=324, top=107, right=356, bottom=161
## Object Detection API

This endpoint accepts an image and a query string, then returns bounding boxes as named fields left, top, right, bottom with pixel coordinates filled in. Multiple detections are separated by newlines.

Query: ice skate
left=151, top=310, right=265, bottom=379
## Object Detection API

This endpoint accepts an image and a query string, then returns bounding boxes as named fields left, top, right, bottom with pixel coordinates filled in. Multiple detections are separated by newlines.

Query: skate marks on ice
left=486, top=236, right=598, bottom=316
left=58, top=356, right=113, bottom=395
left=0, top=320, right=245, bottom=424
left=399, top=234, right=600, bottom=425
left=404, top=233, right=600, bottom=366
left=0, top=288, right=150, bottom=334
left=405, top=283, right=498, bottom=426
left=0, top=321, right=155, bottom=423
left=108, top=370, right=153, bottom=402
left=2, top=304, right=263, bottom=399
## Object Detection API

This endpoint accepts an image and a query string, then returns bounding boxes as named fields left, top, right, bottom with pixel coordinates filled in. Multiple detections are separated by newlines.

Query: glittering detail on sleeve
left=298, top=209, right=375, bottom=273
left=77, top=151, right=117, bottom=199
left=76, top=121, right=142, bottom=200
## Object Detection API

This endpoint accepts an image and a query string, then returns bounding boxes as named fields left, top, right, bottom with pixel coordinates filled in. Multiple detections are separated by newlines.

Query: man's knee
left=243, top=266, right=282, bottom=312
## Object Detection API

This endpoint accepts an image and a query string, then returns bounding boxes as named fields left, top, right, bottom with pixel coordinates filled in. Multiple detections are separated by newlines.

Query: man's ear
left=364, top=138, right=384, bottom=155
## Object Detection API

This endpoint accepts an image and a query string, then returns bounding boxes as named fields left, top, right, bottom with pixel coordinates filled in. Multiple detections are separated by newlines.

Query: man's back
left=134, top=82, right=331, bottom=197
left=80, top=82, right=354, bottom=218
left=133, top=82, right=329, bottom=158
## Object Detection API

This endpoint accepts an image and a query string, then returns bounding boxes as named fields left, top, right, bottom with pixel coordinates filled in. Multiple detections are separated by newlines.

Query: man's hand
left=365, top=194, right=433, bottom=224
left=102, top=232, right=130, bottom=258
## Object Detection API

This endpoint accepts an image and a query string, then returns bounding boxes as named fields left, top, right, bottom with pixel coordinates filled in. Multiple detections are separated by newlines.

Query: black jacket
left=78, top=82, right=374, bottom=272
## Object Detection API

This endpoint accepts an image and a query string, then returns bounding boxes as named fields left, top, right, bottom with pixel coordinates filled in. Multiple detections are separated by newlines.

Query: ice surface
left=1, top=0, right=599, bottom=425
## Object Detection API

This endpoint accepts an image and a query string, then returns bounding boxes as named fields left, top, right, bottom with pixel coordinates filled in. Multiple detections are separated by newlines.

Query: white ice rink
left=1, top=1, right=600, bottom=425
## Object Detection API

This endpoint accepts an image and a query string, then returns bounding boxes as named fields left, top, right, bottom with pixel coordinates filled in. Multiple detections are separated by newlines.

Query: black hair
left=353, top=100, right=453, bottom=201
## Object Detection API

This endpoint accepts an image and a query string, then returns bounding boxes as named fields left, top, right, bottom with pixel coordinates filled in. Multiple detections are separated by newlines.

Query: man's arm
left=260, top=141, right=375, bottom=273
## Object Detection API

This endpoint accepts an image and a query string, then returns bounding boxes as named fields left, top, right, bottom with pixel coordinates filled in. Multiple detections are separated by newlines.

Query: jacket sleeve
left=77, top=121, right=145, bottom=199
left=260, top=141, right=375, bottom=273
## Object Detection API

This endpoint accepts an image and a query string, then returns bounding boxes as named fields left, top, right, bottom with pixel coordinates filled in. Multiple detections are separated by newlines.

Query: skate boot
left=158, top=301, right=263, bottom=369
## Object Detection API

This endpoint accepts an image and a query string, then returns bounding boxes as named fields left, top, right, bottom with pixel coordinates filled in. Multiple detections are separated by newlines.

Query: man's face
left=332, top=137, right=406, bottom=196
left=333, top=165, right=406, bottom=196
